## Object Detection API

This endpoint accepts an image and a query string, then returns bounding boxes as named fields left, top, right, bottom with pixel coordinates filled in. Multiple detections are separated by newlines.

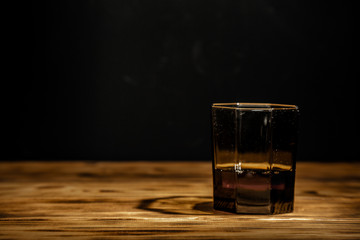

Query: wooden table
left=0, top=161, right=359, bottom=239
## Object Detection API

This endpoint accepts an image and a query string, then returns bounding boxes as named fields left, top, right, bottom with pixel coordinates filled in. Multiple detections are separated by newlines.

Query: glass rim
left=212, top=102, right=298, bottom=111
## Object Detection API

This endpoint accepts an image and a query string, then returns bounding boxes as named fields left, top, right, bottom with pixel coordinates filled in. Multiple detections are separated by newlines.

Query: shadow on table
left=137, top=196, right=233, bottom=215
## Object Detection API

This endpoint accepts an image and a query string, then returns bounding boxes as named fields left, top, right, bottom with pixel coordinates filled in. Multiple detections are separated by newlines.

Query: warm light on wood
left=0, top=161, right=359, bottom=239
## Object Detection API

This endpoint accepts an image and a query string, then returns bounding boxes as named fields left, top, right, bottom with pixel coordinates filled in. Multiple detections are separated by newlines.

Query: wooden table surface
left=0, top=161, right=359, bottom=239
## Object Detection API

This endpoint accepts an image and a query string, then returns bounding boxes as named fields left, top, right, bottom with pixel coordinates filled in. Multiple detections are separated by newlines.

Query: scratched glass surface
left=212, top=103, right=299, bottom=214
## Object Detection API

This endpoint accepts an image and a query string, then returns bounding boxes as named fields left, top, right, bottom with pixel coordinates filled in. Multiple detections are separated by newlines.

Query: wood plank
left=0, top=161, right=359, bottom=239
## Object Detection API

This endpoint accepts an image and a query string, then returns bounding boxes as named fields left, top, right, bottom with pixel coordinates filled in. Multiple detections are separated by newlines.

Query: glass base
left=213, top=168, right=295, bottom=215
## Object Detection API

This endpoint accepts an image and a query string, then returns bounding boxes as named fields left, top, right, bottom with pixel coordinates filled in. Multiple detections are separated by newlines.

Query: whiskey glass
left=212, top=103, right=299, bottom=214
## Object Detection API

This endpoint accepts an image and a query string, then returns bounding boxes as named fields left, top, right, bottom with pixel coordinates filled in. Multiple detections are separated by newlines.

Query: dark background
left=4, top=1, right=357, bottom=161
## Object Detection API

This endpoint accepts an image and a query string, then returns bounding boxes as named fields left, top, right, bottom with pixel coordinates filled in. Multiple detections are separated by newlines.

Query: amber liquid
left=213, top=168, right=295, bottom=214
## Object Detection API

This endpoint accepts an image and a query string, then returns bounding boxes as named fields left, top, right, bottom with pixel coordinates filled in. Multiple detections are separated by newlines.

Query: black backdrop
left=5, top=1, right=357, bottom=161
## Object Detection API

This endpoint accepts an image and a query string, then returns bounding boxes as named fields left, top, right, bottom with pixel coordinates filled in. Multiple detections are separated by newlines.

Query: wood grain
left=0, top=161, right=359, bottom=239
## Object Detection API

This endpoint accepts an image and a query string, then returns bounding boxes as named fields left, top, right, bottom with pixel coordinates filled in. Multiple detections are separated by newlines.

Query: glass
left=211, top=103, right=299, bottom=214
